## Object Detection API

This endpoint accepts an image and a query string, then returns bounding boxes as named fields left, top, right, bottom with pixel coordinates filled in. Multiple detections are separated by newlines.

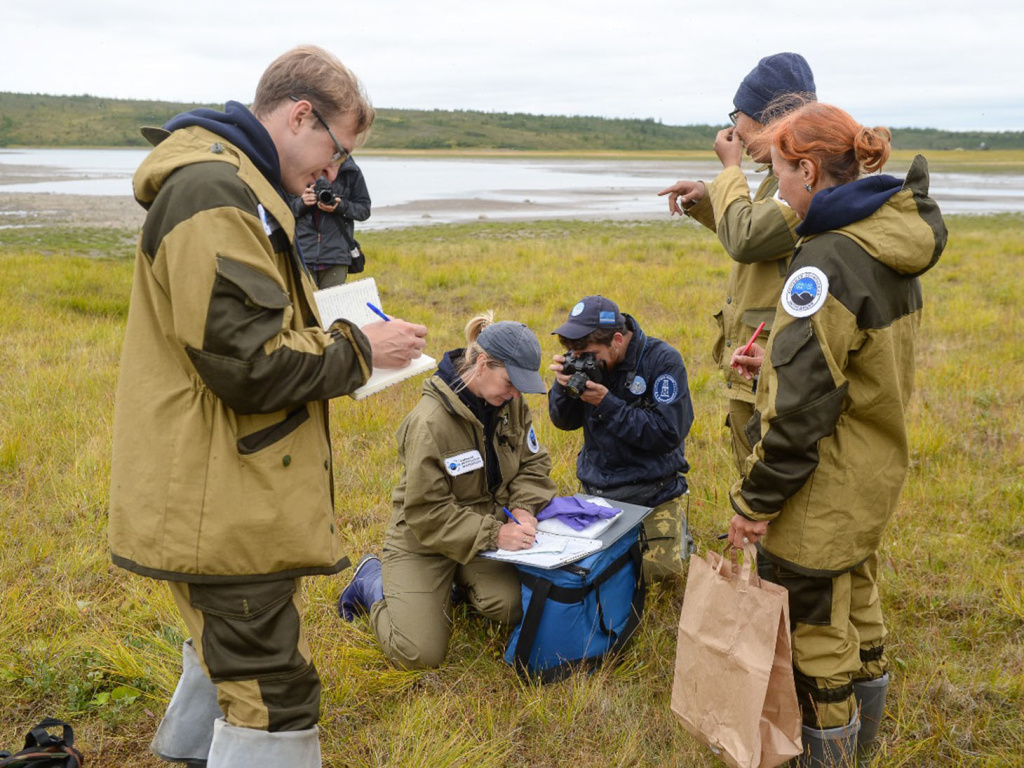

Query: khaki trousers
left=759, top=553, right=888, bottom=728
left=369, top=549, right=522, bottom=670
left=168, top=578, right=320, bottom=732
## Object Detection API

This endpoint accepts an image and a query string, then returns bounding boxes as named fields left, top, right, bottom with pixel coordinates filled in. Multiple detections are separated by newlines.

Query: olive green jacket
left=108, top=126, right=372, bottom=583
left=385, top=374, right=557, bottom=564
left=730, top=156, right=946, bottom=576
left=687, top=166, right=801, bottom=402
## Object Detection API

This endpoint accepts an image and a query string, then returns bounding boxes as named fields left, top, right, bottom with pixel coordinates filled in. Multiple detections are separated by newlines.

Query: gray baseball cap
left=477, top=321, right=546, bottom=394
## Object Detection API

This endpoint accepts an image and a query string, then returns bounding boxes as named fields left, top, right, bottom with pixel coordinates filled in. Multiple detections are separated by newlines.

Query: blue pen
left=502, top=506, right=522, bottom=526
left=366, top=302, right=390, bottom=322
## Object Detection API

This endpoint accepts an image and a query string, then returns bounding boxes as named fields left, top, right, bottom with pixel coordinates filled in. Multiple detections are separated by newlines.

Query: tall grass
left=1, top=215, right=1021, bottom=766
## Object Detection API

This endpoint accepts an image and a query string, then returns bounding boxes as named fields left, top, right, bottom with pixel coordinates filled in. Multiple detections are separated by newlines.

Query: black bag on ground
left=0, top=718, right=84, bottom=767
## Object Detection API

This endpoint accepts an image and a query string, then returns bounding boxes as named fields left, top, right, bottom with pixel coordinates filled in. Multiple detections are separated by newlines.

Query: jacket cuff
left=729, top=480, right=779, bottom=523
left=685, top=191, right=716, bottom=230
left=484, top=518, right=502, bottom=550
left=328, top=318, right=373, bottom=382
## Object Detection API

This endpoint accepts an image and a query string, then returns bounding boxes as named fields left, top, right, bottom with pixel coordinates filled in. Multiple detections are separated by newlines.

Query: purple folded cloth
left=536, top=496, right=620, bottom=531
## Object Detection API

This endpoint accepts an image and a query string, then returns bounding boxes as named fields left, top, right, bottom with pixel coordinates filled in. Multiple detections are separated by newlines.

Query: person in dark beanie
left=658, top=53, right=815, bottom=472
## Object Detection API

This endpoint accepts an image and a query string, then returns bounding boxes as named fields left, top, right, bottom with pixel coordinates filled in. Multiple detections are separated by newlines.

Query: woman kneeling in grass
left=339, top=313, right=556, bottom=669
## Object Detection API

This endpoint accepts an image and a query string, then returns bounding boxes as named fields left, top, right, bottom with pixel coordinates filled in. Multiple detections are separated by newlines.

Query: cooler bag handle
left=594, top=538, right=645, bottom=649
left=511, top=576, right=553, bottom=676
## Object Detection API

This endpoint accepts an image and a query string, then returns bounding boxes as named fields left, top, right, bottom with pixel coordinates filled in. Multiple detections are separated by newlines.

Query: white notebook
left=314, top=277, right=436, bottom=400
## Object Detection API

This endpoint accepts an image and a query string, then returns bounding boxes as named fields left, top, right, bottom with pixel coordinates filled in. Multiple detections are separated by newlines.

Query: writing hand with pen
left=497, top=506, right=537, bottom=551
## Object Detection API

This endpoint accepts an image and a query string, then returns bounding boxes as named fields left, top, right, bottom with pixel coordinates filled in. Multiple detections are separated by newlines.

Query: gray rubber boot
left=797, top=713, right=860, bottom=768
left=854, top=673, right=889, bottom=757
left=206, top=719, right=321, bottom=768
left=151, top=639, right=224, bottom=765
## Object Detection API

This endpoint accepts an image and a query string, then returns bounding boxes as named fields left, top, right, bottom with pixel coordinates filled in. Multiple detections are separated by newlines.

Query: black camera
left=561, top=351, right=602, bottom=398
left=313, top=177, right=336, bottom=205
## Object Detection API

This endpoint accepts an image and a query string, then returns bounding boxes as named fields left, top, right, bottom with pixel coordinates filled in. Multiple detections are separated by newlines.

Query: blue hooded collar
left=796, top=174, right=903, bottom=238
left=163, top=101, right=283, bottom=194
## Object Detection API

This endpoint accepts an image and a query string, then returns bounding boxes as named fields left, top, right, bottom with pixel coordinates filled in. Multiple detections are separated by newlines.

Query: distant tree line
left=1, top=92, right=1022, bottom=151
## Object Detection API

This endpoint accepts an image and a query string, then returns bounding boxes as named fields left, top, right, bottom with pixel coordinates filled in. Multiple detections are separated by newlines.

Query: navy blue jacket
left=548, top=316, right=693, bottom=504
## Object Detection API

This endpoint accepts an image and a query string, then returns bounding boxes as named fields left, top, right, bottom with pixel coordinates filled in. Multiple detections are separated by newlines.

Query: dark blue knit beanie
left=733, top=53, right=816, bottom=124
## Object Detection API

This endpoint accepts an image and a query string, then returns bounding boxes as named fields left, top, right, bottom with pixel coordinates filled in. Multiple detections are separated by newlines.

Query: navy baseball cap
left=477, top=321, right=546, bottom=394
left=553, top=296, right=625, bottom=340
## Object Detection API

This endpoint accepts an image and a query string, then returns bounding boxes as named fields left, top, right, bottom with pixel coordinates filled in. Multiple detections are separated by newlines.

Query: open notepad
left=314, top=277, right=436, bottom=400
left=478, top=495, right=653, bottom=569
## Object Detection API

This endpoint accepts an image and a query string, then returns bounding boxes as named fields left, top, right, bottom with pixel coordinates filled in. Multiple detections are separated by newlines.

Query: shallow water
left=1, top=148, right=1021, bottom=228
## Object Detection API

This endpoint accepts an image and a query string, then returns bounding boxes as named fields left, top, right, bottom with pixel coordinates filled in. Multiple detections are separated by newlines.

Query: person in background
left=290, top=154, right=371, bottom=289
left=338, top=314, right=557, bottom=670
left=728, top=101, right=946, bottom=766
left=108, top=45, right=428, bottom=768
left=658, top=53, right=815, bottom=471
left=548, top=295, right=694, bottom=581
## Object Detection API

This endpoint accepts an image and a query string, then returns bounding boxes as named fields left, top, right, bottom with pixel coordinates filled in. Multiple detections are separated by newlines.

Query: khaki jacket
left=730, top=156, right=946, bottom=575
left=688, top=166, right=800, bottom=402
left=109, top=126, right=372, bottom=583
left=386, top=374, right=557, bottom=564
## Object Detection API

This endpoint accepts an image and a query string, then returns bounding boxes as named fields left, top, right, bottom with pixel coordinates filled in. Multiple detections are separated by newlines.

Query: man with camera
left=548, top=295, right=694, bottom=581
left=289, top=154, right=371, bottom=288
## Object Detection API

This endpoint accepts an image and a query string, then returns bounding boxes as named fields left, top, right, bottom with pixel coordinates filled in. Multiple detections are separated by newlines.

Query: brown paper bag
left=670, top=544, right=802, bottom=768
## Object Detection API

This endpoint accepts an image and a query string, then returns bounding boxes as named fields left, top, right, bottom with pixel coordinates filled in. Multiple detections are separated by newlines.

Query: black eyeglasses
left=728, top=108, right=742, bottom=126
left=289, top=95, right=349, bottom=166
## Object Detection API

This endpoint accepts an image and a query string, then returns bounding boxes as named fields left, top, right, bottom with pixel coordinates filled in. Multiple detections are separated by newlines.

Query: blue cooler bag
left=505, top=525, right=645, bottom=682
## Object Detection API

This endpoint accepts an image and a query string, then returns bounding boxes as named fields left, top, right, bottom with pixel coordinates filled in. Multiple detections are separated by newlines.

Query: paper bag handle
left=719, top=541, right=761, bottom=586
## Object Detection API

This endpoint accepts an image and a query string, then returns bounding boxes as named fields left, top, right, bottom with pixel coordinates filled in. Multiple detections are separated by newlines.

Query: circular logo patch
left=782, top=267, right=829, bottom=318
left=527, top=426, right=540, bottom=454
left=629, top=375, right=647, bottom=396
left=653, top=374, right=678, bottom=404
left=570, top=301, right=586, bottom=317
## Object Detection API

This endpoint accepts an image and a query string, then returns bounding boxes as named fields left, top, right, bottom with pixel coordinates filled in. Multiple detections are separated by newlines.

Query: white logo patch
left=629, top=375, right=647, bottom=396
left=570, top=301, right=586, bottom=317
left=653, top=374, right=679, bottom=404
left=782, top=267, right=829, bottom=318
left=444, top=450, right=484, bottom=476
left=527, top=426, right=540, bottom=454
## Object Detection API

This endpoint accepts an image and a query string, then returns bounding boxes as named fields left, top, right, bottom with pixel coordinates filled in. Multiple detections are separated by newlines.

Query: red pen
left=739, top=321, right=766, bottom=357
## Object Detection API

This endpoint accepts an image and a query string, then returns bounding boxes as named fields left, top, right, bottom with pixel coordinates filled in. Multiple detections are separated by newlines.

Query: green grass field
left=1, top=214, right=1022, bottom=766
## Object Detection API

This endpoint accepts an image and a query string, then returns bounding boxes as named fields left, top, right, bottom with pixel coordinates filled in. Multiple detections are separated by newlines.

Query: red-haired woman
left=726, top=102, right=947, bottom=767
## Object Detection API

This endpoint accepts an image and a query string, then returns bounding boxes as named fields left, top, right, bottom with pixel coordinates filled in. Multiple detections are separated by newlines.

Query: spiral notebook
left=314, top=277, right=436, bottom=400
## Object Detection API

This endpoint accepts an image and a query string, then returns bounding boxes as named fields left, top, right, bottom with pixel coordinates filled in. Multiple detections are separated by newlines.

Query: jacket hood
left=133, top=102, right=284, bottom=210
left=164, top=101, right=281, bottom=186
left=799, top=155, right=946, bottom=277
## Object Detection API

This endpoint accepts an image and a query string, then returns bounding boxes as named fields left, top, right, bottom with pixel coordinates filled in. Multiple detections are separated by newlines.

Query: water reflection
left=1, top=148, right=1022, bottom=228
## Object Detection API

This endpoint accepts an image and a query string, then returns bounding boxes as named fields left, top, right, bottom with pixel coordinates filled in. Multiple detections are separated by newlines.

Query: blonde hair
left=252, top=45, right=376, bottom=142
left=750, top=100, right=890, bottom=185
left=450, top=311, right=506, bottom=394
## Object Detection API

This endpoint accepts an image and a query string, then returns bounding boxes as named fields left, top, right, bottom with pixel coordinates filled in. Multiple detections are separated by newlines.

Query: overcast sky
left=2, top=0, right=1021, bottom=132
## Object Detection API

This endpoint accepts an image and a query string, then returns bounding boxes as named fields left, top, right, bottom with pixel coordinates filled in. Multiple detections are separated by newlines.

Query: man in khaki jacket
left=108, top=46, right=426, bottom=768
left=659, top=53, right=815, bottom=470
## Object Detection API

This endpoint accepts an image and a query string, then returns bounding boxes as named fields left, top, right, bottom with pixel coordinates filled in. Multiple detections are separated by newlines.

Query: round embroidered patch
left=782, top=267, right=829, bottom=318
left=652, top=374, right=678, bottom=404
left=570, top=301, right=586, bottom=317
left=629, top=375, right=647, bottom=396
left=527, top=426, right=540, bottom=453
